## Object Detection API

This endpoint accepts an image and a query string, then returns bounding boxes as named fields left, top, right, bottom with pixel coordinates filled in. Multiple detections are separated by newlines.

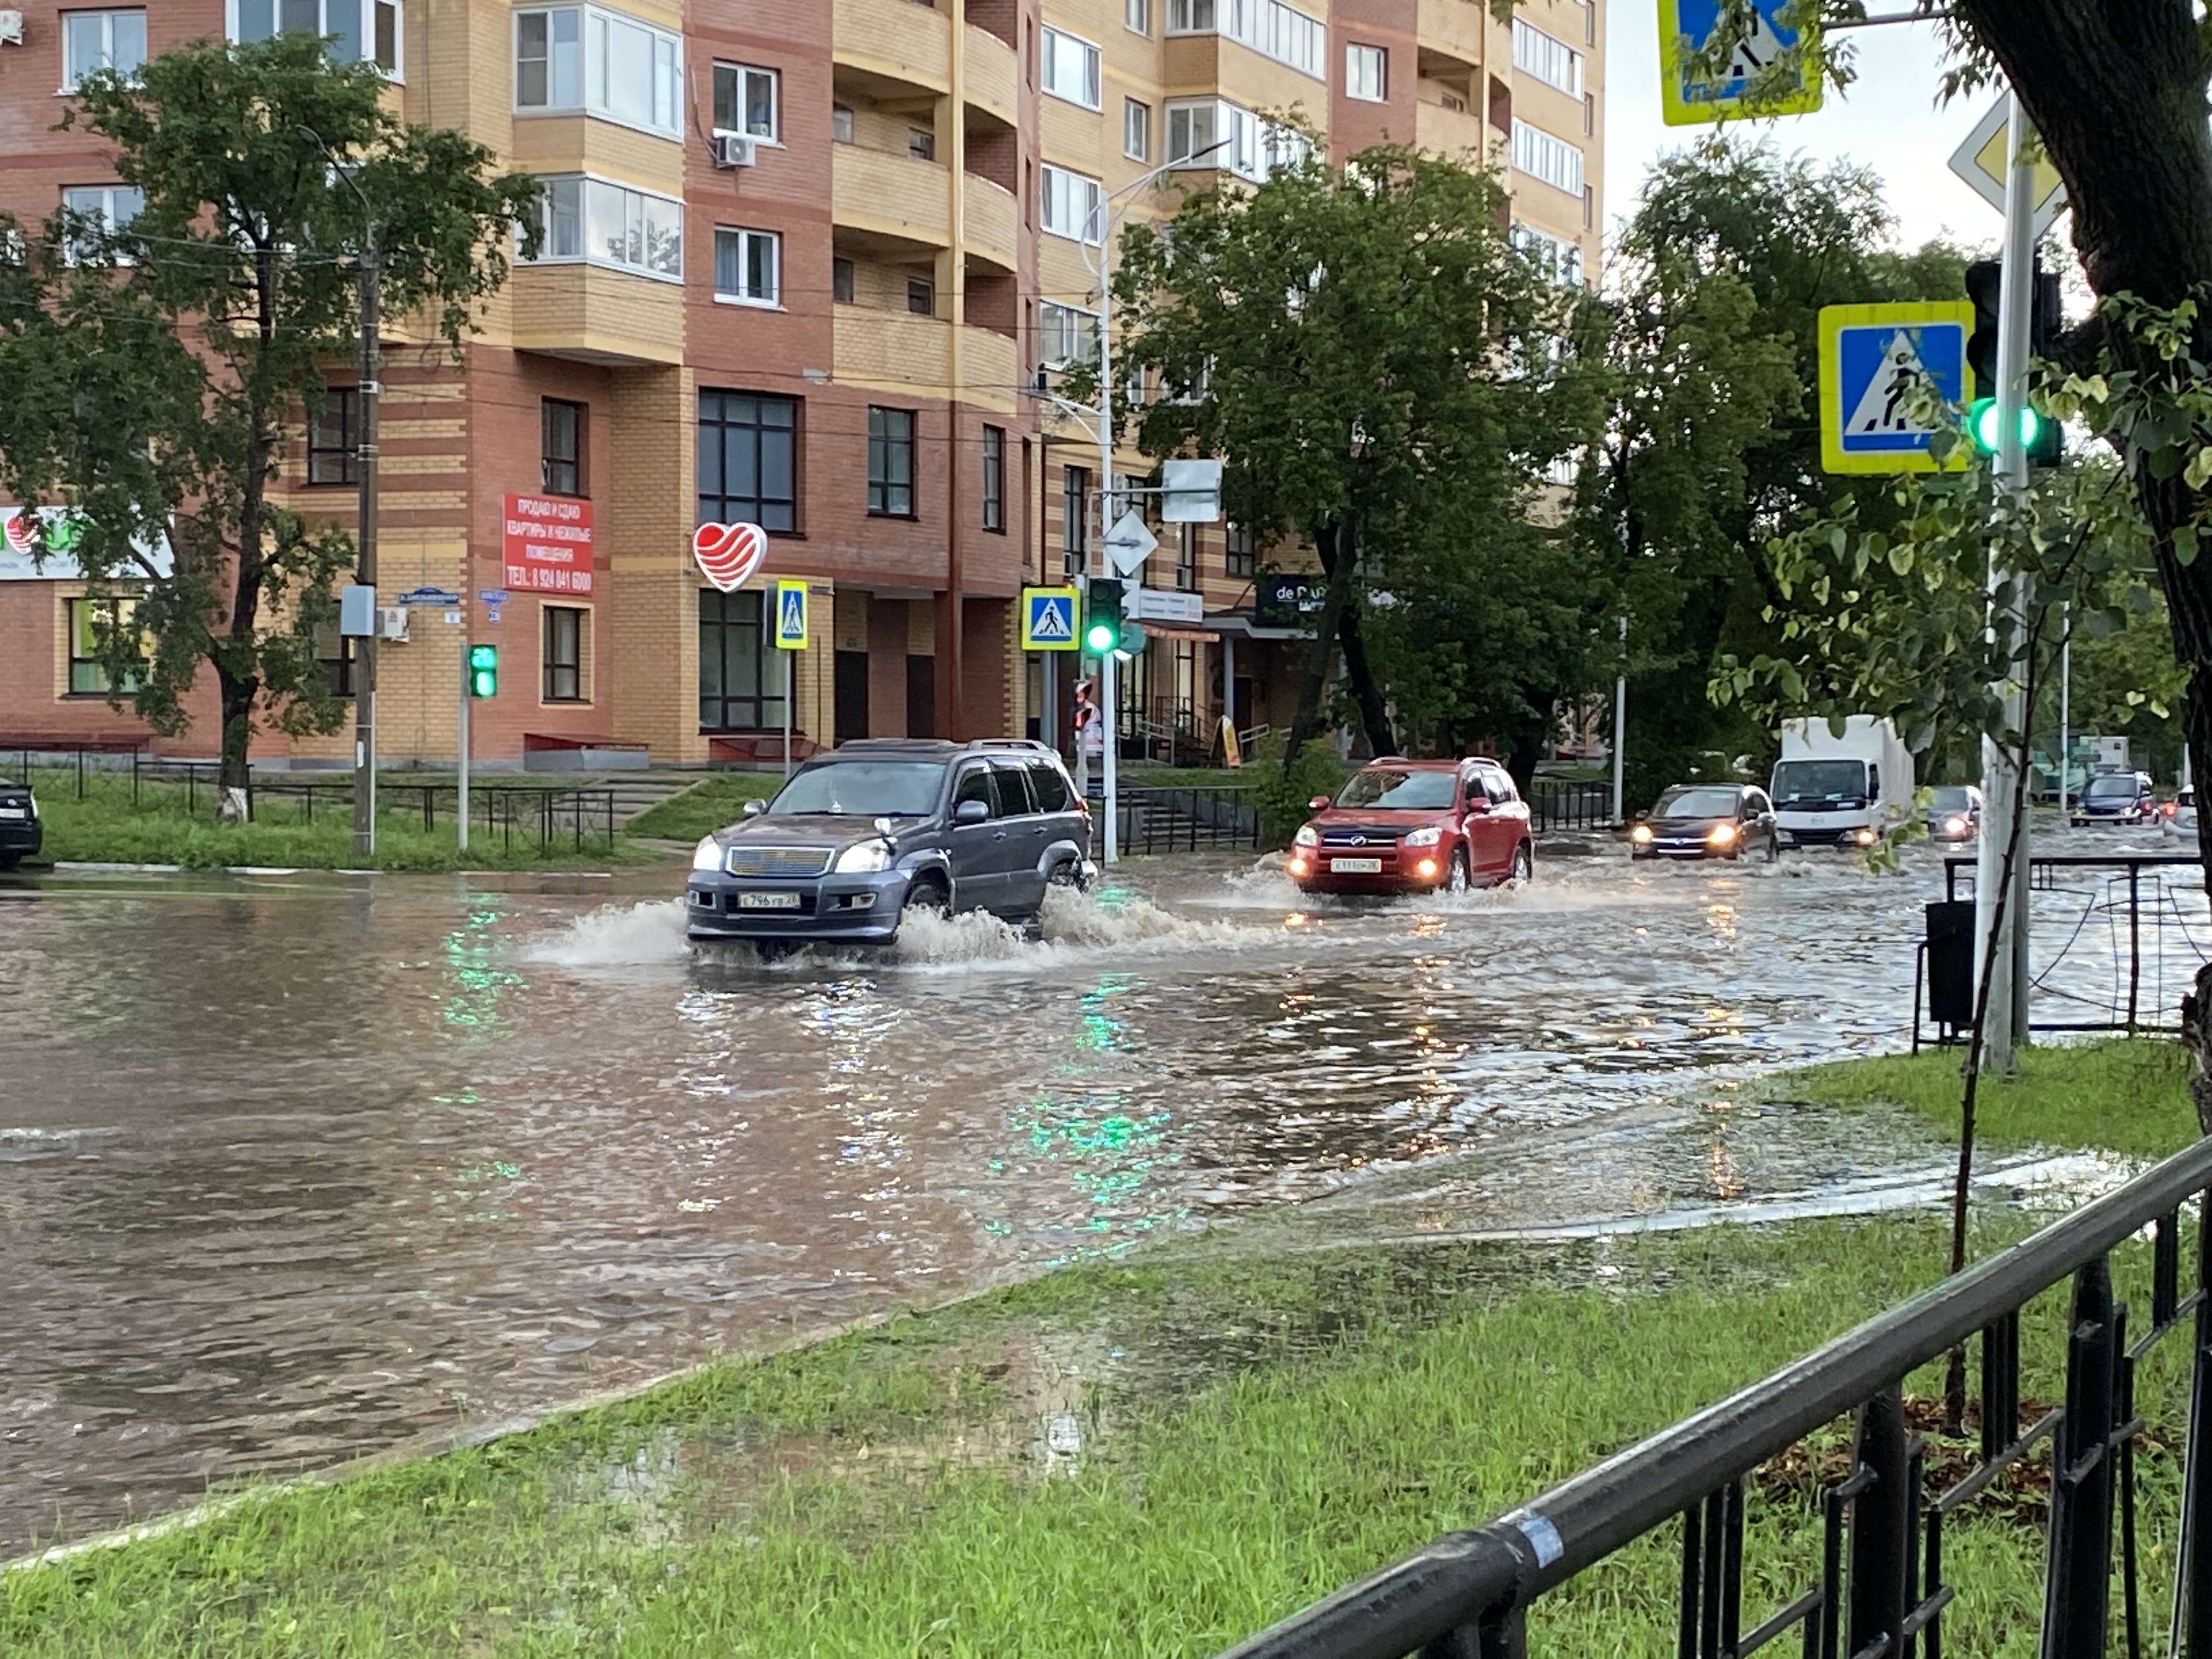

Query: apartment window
left=907, top=127, right=936, bottom=161
left=832, top=258, right=855, bottom=303
left=867, top=407, right=915, bottom=517
left=1040, top=164, right=1102, bottom=243
left=1165, top=0, right=1325, bottom=82
left=541, top=398, right=584, bottom=495
left=980, top=425, right=1005, bottom=532
left=1510, top=117, right=1583, bottom=195
left=699, top=589, right=780, bottom=731
left=512, top=4, right=680, bottom=137
left=67, top=597, right=142, bottom=695
left=231, top=0, right=401, bottom=72
left=60, top=184, right=143, bottom=263
left=1040, top=25, right=1101, bottom=109
left=714, top=226, right=780, bottom=306
left=1511, top=18, right=1583, bottom=96
left=1224, top=521, right=1255, bottom=578
left=1511, top=221, right=1584, bottom=287
left=319, top=631, right=356, bottom=697
left=1039, top=301, right=1099, bottom=371
left=1124, top=98, right=1150, bottom=161
left=307, top=387, right=358, bottom=486
left=1062, top=466, right=1088, bottom=561
left=1175, top=523, right=1195, bottom=590
left=711, top=62, right=778, bottom=139
left=906, top=278, right=935, bottom=316
left=61, top=10, right=147, bottom=90
left=697, top=390, right=799, bottom=533
left=1346, top=42, right=1385, bottom=101
left=542, top=604, right=587, bottom=701
left=831, top=104, right=854, bottom=143
left=524, top=175, right=682, bottom=279
left=1125, top=0, right=1149, bottom=33
left=1166, top=99, right=1309, bottom=182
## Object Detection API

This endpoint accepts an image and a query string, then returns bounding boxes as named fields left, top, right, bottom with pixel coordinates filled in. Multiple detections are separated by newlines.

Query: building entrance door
left=834, top=651, right=869, bottom=744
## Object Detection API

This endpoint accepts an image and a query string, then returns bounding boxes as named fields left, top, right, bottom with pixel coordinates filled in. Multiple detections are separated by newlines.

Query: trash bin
left=1925, top=900, right=1976, bottom=1030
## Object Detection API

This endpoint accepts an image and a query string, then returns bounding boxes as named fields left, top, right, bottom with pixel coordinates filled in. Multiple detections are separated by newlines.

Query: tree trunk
left=1282, top=518, right=1357, bottom=774
left=1335, top=602, right=1396, bottom=757
left=215, top=664, right=257, bottom=820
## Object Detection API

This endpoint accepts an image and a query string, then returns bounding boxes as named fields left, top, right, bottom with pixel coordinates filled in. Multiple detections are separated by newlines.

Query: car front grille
left=1318, top=828, right=1400, bottom=849
left=723, top=846, right=832, bottom=878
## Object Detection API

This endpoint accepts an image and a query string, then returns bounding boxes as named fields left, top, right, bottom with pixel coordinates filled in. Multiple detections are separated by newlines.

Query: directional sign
left=1948, top=99, right=2067, bottom=236
left=1658, top=0, right=1822, bottom=127
left=1021, top=585, right=1080, bottom=652
left=1103, top=510, right=1158, bottom=578
left=1818, top=302, right=1976, bottom=475
left=772, top=578, right=809, bottom=649
left=396, top=585, right=462, bottom=607
left=1129, top=586, right=1204, bottom=625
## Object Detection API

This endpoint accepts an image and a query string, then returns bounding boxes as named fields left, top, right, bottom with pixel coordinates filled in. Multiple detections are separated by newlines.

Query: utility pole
left=2058, top=601, right=2070, bottom=810
left=456, top=646, right=470, bottom=854
left=1611, top=616, right=1627, bottom=826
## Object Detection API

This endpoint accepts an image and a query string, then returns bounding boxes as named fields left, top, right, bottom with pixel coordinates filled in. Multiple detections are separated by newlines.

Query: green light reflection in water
left=439, top=902, right=523, bottom=1033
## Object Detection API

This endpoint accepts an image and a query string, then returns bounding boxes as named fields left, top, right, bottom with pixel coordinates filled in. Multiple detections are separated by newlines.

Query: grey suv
left=686, top=738, right=1094, bottom=950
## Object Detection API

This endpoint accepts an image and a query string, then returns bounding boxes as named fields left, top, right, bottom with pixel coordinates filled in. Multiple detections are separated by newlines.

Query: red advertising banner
left=501, top=494, right=594, bottom=594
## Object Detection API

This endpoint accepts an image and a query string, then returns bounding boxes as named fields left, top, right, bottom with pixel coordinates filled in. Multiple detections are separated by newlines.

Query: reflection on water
left=0, top=839, right=2188, bottom=1550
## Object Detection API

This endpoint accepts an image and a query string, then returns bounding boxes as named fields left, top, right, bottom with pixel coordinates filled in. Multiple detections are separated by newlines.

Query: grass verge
left=7, top=1207, right=2186, bottom=1656
left=618, top=772, right=785, bottom=843
left=1765, top=1036, right=2196, bottom=1160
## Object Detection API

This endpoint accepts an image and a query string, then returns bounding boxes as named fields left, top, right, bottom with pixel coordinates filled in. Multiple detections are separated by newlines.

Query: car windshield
left=1335, top=769, right=1460, bottom=810
left=2086, top=776, right=2139, bottom=799
left=1651, top=788, right=1741, bottom=820
left=1929, top=787, right=1974, bottom=811
left=1771, top=759, right=1868, bottom=803
left=768, top=761, right=945, bottom=817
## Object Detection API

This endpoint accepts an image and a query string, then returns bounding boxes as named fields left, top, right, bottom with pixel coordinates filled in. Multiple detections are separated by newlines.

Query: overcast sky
left=1603, top=9, right=2012, bottom=259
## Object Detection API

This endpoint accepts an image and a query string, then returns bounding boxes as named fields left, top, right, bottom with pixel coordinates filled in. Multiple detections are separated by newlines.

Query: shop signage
left=1, top=504, right=174, bottom=581
left=693, top=521, right=767, bottom=593
left=501, top=493, right=594, bottom=594
left=1253, top=573, right=1329, bottom=630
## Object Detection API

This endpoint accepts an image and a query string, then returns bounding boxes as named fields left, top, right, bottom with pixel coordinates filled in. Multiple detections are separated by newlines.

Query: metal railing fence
left=1222, top=1134, right=2212, bottom=1659
left=1528, top=778, right=1615, bottom=833
left=1088, top=784, right=1262, bottom=856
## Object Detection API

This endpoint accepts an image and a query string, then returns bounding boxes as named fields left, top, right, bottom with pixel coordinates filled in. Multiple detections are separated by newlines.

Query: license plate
left=1329, top=856, right=1383, bottom=873
left=737, top=891, right=802, bottom=910
left=0, top=808, right=21, bottom=820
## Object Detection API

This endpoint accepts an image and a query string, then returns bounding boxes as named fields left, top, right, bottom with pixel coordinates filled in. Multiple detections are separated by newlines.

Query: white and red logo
left=693, top=521, right=767, bottom=593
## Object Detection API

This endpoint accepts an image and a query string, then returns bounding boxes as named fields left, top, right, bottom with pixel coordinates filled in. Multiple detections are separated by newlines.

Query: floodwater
left=0, top=828, right=2202, bottom=1552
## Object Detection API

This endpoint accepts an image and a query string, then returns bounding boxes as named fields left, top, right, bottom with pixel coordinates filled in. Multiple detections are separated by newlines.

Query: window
left=1165, top=0, right=1324, bottom=81
left=1345, top=42, right=1385, bottom=101
left=697, top=391, right=799, bottom=534
left=1225, top=521, right=1255, bottom=578
left=61, top=10, right=146, bottom=90
left=868, top=408, right=915, bottom=517
left=67, top=597, right=141, bottom=695
left=231, top=0, right=401, bottom=72
left=1511, top=18, right=1582, bottom=96
left=1175, top=523, right=1195, bottom=590
left=831, top=104, right=854, bottom=143
left=990, top=761, right=1035, bottom=817
left=699, top=589, right=781, bottom=730
left=512, top=5, right=680, bottom=137
left=1511, top=222, right=1585, bottom=287
left=523, top=175, right=682, bottom=279
left=714, top=227, right=780, bottom=305
left=1166, top=98, right=1309, bottom=182
left=981, top=425, right=1004, bottom=532
left=1123, top=97, right=1150, bottom=161
left=1040, top=164, right=1102, bottom=243
left=541, top=398, right=584, bottom=495
left=307, top=387, right=358, bottom=486
left=60, top=184, right=143, bottom=263
left=1510, top=118, right=1583, bottom=195
left=907, top=126, right=936, bottom=161
left=318, top=630, right=355, bottom=697
left=906, top=278, right=934, bottom=316
left=1040, top=25, right=1101, bottom=108
left=832, top=258, right=854, bottom=303
left=1025, top=759, right=1070, bottom=811
left=1125, top=0, right=1149, bottom=34
left=1039, top=301, right=1098, bottom=371
left=1062, top=465, right=1088, bottom=561
left=711, top=62, right=777, bottom=139
left=542, top=604, right=586, bottom=701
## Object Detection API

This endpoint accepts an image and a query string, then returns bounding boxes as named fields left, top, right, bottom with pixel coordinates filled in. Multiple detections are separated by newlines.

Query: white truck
left=1770, top=716, right=1916, bottom=850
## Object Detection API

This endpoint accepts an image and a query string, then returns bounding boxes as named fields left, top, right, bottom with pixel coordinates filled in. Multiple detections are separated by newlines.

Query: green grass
left=1767, top=1036, right=2196, bottom=1160
left=8, top=1209, right=2185, bottom=1656
left=618, top=772, right=785, bottom=842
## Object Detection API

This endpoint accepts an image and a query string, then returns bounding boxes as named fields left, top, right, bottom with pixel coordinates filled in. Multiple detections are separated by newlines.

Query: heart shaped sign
left=693, top=521, right=768, bottom=593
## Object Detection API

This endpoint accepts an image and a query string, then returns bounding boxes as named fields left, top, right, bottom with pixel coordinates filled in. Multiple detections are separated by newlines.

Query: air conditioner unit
left=377, top=607, right=409, bottom=641
left=0, top=12, right=23, bottom=46
left=712, top=133, right=757, bottom=169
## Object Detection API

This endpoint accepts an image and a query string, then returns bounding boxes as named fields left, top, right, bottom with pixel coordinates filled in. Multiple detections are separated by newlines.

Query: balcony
left=833, top=144, right=952, bottom=249
left=1415, top=99, right=1492, bottom=161
left=505, top=112, right=683, bottom=198
left=1416, top=0, right=1492, bottom=72
left=963, top=22, right=1018, bottom=126
left=509, top=263, right=684, bottom=366
left=832, top=307, right=1020, bottom=407
left=833, top=0, right=951, bottom=93
left=962, top=172, right=1017, bottom=270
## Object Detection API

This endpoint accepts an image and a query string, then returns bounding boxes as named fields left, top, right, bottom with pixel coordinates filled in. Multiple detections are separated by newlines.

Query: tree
left=1098, top=141, right=1596, bottom=774
left=0, top=35, right=538, bottom=802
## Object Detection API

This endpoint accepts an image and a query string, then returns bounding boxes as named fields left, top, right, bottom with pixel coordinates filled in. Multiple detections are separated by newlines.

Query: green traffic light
left=1084, top=619, right=1118, bottom=653
left=1967, top=397, right=2045, bottom=455
left=467, top=642, right=498, bottom=698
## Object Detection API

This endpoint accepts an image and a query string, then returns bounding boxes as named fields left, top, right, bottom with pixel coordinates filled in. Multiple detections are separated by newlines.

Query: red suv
left=1286, top=758, right=1534, bottom=895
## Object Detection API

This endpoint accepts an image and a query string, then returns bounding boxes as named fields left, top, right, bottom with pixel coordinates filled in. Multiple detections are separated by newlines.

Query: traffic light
left=1962, top=257, right=2063, bottom=466
left=1084, top=578, right=1124, bottom=656
left=1965, top=258, right=2001, bottom=396
left=467, top=642, right=498, bottom=698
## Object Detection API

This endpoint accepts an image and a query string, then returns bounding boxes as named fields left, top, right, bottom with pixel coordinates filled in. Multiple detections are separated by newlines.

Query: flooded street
left=1, top=833, right=2203, bottom=1552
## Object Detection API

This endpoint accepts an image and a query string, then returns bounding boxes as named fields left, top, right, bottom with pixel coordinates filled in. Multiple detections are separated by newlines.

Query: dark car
left=1925, top=784, right=1983, bottom=844
left=2072, top=770, right=2159, bottom=827
left=685, top=738, right=1092, bottom=952
left=1629, top=784, right=1779, bottom=861
left=0, top=777, right=41, bottom=871
left=1286, top=758, right=1533, bottom=894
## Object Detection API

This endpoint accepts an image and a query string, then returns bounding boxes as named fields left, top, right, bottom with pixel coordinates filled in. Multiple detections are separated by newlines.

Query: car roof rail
left=964, top=738, right=1053, bottom=753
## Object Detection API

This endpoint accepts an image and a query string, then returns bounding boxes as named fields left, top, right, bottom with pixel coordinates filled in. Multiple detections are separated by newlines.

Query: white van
left=1770, top=717, right=1916, bottom=849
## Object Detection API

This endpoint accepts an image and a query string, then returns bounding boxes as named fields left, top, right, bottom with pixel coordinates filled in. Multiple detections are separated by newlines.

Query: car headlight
left=1854, top=827, right=1877, bottom=845
left=1706, top=822, right=1737, bottom=845
left=833, top=839, right=890, bottom=874
left=1293, top=825, right=1320, bottom=847
left=1944, top=815, right=1966, bottom=834
left=1402, top=825, right=1442, bottom=847
left=691, top=836, right=724, bottom=872
left=1630, top=823, right=1653, bottom=843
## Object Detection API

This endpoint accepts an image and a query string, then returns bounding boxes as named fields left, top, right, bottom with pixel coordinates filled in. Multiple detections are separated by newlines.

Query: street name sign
left=1658, top=0, right=1821, bottom=127
left=1129, top=586, right=1204, bottom=625
left=772, top=578, right=808, bottom=648
left=1021, top=585, right=1080, bottom=651
left=396, top=585, right=462, bottom=606
left=1818, top=301, right=1976, bottom=475
left=1103, top=510, right=1159, bottom=577
left=1948, top=99, right=2066, bottom=236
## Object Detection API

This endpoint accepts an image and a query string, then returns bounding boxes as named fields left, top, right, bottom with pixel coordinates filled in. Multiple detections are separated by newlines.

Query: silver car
left=1925, top=785, right=1982, bottom=844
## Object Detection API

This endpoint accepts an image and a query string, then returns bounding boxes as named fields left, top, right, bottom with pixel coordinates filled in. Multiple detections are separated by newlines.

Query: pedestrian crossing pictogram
left=772, top=578, right=808, bottom=649
left=1818, top=302, right=1976, bottom=475
left=1021, top=586, right=1080, bottom=652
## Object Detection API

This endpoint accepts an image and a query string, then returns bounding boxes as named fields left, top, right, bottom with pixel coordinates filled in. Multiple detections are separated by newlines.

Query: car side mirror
left=1308, top=795, right=1331, bottom=810
left=741, top=798, right=768, bottom=817
left=954, top=798, right=990, bottom=826
left=1466, top=797, right=1491, bottom=814
left=873, top=815, right=896, bottom=841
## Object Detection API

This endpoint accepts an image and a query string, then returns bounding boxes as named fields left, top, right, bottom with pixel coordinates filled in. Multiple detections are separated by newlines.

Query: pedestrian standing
left=1073, top=679, right=1102, bottom=795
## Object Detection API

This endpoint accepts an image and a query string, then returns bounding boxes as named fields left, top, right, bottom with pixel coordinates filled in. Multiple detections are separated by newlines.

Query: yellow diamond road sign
left=1948, top=99, right=2066, bottom=237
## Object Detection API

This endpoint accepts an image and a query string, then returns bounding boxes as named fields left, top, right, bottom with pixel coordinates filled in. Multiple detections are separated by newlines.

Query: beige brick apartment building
left=0, top=0, right=1602, bottom=766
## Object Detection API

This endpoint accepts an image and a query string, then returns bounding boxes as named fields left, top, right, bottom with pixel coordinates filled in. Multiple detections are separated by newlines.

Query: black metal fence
left=1529, top=778, right=1615, bottom=833
left=1088, top=785, right=1262, bottom=856
left=1221, top=1135, right=2212, bottom=1658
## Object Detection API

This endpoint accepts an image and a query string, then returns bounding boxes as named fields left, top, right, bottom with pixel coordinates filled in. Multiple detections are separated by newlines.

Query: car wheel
left=1048, top=860, right=1086, bottom=891
left=1765, top=828, right=1780, bottom=863
left=900, top=877, right=951, bottom=933
left=1507, top=843, right=1532, bottom=887
left=1446, top=848, right=1469, bottom=894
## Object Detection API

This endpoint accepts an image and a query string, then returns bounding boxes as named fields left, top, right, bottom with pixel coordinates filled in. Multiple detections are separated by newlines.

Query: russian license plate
left=1329, top=856, right=1383, bottom=873
left=737, top=891, right=802, bottom=910
left=0, top=808, right=22, bottom=820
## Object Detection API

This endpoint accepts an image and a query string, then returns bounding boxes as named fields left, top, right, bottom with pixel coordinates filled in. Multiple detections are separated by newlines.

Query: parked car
left=2166, top=786, right=2197, bottom=834
left=0, top=777, right=40, bottom=871
left=1925, top=784, right=1983, bottom=844
left=1286, top=758, right=1533, bottom=895
left=685, top=739, right=1092, bottom=953
left=2071, top=770, right=2160, bottom=827
left=1629, top=784, right=1780, bottom=862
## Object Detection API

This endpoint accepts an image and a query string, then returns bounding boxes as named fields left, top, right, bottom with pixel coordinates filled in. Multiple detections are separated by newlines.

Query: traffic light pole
left=458, top=641, right=470, bottom=855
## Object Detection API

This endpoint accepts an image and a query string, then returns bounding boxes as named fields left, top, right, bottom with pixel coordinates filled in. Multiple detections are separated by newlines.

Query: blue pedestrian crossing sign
left=772, top=578, right=809, bottom=649
left=1021, top=585, right=1080, bottom=652
left=1819, top=301, right=1977, bottom=475
left=1658, top=0, right=1822, bottom=127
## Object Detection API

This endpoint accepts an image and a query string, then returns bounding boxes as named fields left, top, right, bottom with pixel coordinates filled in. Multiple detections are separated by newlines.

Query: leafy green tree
left=0, top=35, right=538, bottom=800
